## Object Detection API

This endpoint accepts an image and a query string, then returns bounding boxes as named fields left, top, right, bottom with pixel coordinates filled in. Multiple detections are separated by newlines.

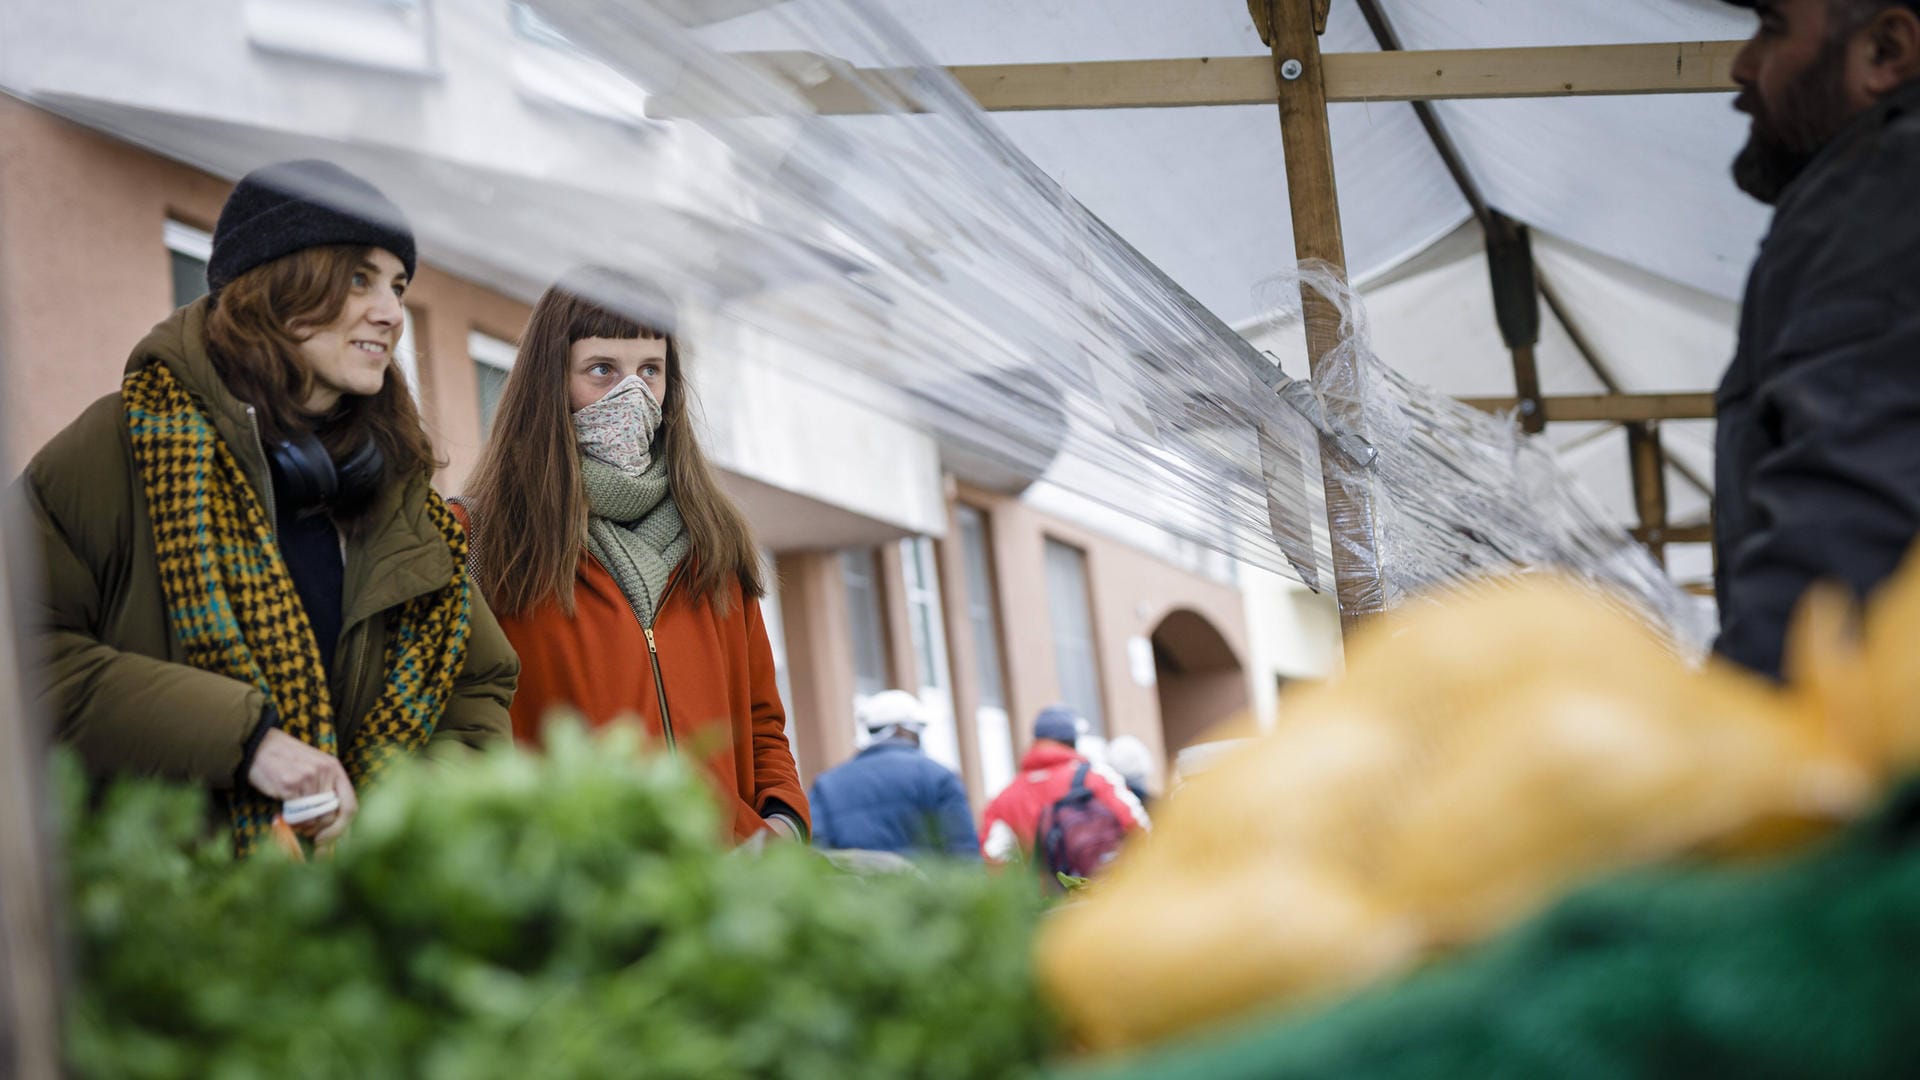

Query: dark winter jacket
left=1714, top=79, right=1920, bottom=678
left=23, top=300, right=518, bottom=786
left=808, top=739, right=979, bottom=858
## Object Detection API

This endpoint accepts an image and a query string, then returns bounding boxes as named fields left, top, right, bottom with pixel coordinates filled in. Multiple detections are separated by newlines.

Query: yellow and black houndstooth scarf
left=124, top=360, right=472, bottom=855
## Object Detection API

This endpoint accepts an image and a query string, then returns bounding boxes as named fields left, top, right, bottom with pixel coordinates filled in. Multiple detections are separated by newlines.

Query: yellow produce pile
left=1039, top=557, right=1920, bottom=1054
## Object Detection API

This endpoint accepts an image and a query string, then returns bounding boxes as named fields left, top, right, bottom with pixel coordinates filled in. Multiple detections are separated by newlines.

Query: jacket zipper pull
left=643, top=627, right=677, bottom=752
left=246, top=406, right=279, bottom=535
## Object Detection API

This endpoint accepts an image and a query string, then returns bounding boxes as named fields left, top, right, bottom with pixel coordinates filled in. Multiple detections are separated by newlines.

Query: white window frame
left=841, top=548, right=890, bottom=700
left=245, top=0, right=439, bottom=76
left=394, top=308, right=422, bottom=398
left=957, top=505, right=1015, bottom=795
left=163, top=220, right=213, bottom=262
left=469, top=330, right=517, bottom=433
left=508, top=1, right=659, bottom=129
left=899, top=536, right=951, bottom=694
left=467, top=330, right=517, bottom=372
left=164, top=219, right=214, bottom=309
left=1044, top=537, right=1106, bottom=736
left=898, top=536, right=961, bottom=773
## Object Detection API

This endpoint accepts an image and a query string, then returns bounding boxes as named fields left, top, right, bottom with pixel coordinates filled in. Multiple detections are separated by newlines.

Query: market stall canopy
left=0, top=0, right=1739, bottom=629
left=700, top=0, right=1755, bottom=589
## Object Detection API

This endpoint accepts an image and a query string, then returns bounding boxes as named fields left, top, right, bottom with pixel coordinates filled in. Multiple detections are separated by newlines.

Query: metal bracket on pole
left=1264, top=355, right=1379, bottom=470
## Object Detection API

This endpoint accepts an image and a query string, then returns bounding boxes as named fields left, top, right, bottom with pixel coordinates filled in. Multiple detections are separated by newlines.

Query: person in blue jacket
left=808, top=690, right=980, bottom=859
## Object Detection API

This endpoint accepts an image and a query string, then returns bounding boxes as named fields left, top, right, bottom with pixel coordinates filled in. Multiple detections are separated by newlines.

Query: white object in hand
left=282, top=792, right=341, bottom=826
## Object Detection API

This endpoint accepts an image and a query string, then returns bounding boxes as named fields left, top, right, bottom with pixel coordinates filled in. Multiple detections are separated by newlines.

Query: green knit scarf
left=123, top=361, right=472, bottom=856
left=582, top=455, right=690, bottom=627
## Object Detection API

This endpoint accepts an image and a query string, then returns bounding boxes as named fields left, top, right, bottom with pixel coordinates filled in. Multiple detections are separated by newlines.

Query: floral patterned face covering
left=572, top=374, right=663, bottom=477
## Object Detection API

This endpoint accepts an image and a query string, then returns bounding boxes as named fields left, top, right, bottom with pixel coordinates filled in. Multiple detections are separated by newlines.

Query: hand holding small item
left=247, top=728, right=358, bottom=845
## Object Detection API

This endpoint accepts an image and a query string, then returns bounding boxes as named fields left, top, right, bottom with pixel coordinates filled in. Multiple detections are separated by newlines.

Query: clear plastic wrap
left=1253, top=264, right=1712, bottom=650
left=1, top=0, right=1333, bottom=589
left=2, top=0, right=1704, bottom=647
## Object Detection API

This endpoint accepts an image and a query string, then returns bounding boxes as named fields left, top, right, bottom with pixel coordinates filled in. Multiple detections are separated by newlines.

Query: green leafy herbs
left=60, top=724, right=1057, bottom=1079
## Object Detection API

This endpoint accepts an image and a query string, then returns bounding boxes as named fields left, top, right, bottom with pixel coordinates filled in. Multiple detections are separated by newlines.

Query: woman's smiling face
left=293, top=247, right=408, bottom=412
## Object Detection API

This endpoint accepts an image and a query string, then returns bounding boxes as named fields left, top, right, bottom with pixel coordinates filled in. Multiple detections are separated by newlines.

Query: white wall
left=691, top=314, right=949, bottom=543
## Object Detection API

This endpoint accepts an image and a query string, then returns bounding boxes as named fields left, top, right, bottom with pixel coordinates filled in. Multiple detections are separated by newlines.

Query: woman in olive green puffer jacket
left=22, top=160, right=516, bottom=851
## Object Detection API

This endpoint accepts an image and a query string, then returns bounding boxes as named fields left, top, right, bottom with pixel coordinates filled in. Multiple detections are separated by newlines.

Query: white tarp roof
left=750, top=0, right=1759, bottom=588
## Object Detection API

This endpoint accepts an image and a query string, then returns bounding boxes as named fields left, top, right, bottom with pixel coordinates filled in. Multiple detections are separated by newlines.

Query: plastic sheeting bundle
left=1250, top=265, right=1710, bottom=649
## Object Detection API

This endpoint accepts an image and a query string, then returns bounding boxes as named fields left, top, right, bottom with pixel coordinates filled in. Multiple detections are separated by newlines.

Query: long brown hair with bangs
left=204, top=243, right=437, bottom=517
left=463, top=271, right=765, bottom=617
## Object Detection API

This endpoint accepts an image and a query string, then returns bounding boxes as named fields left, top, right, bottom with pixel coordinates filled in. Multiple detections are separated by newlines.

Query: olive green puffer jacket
left=22, top=299, right=518, bottom=787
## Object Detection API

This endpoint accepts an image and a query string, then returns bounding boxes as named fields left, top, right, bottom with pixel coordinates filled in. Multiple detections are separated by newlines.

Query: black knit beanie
left=207, top=159, right=417, bottom=293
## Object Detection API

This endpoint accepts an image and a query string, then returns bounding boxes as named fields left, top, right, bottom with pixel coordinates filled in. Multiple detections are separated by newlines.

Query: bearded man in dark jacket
left=1714, top=0, right=1920, bottom=677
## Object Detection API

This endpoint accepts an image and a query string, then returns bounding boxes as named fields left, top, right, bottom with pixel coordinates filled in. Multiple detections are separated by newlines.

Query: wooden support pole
left=0, top=413, right=60, bottom=1079
left=748, top=41, right=1745, bottom=118
left=1628, top=420, right=1670, bottom=567
left=1459, top=392, right=1717, bottom=423
left=1260, top=0, right=1381, bottom=634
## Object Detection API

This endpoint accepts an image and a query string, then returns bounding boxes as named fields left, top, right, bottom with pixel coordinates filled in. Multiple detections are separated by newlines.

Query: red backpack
left=1035, top=763, right=1127, bottom=888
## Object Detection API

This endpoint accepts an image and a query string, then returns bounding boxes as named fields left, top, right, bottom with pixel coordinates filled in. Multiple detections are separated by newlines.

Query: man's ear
left=1862, top=6, right=1920, bottom=95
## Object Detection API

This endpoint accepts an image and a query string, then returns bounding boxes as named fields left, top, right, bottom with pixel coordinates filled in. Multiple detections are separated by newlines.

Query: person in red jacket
left=980, top=706, right=1150, bottom=864
left=458, top=268, right=807, bottom=845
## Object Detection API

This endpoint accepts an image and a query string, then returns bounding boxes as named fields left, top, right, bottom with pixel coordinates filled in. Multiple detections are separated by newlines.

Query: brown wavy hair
left=463, top=270, right=764, bottom=617
left=203, top=243, right=437, bottom=520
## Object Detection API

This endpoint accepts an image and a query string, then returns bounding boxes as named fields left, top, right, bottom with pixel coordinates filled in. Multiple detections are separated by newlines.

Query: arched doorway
left=1151, top=609, right=1249, bottom=755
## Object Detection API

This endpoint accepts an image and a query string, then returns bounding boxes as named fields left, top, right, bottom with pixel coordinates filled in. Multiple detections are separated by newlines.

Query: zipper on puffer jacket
left=245, top=407, right=278, bottom=536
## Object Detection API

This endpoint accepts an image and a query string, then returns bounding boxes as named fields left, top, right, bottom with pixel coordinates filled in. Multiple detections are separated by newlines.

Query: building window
left=468, top=330, right=516, bottom=434
left=164, top=220, right=212, bottom=309
left=1044, top=538, right=1105, bottom=735
left=957, top=506, right=1015, bottom=794
left=899, top=537, right=950, bottom=696
left=899, top=537, right=961, bottom=771
left=956, top=506, right=1007, bottom=709
left=244, top=0, right=437, bottom=76
left=842, top=549, right=889, bottom=699
left=393, top=308, right=423, bottom=398
left=508, top=1, right=655, bottom=128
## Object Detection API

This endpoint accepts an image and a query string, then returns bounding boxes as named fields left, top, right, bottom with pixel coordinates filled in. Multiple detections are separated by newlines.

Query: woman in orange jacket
left=459, top=269, right=808, bottom=843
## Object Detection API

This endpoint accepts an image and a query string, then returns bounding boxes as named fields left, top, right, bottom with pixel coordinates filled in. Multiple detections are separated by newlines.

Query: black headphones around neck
left=268, top=432, right=385, bottom=517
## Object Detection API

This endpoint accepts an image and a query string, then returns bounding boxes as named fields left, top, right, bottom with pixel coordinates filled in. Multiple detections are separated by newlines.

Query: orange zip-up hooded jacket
left=455, top=507, right=808, bottom=841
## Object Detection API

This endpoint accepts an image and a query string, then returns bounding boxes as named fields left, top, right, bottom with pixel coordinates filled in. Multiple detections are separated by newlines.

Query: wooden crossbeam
left=1323, top=40, right=1740, bottom=103
left=773, top=41, right=1741, bottom=117
left=1631, top=522, right=1712, bottom=545
left=1458, top=392, right=1716, bottom=423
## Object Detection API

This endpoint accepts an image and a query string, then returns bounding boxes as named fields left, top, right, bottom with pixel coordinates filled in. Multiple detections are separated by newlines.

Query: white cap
left=858, top=689, right=929, bottom=732
left=1105, top=734, right=1153, bottom=785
